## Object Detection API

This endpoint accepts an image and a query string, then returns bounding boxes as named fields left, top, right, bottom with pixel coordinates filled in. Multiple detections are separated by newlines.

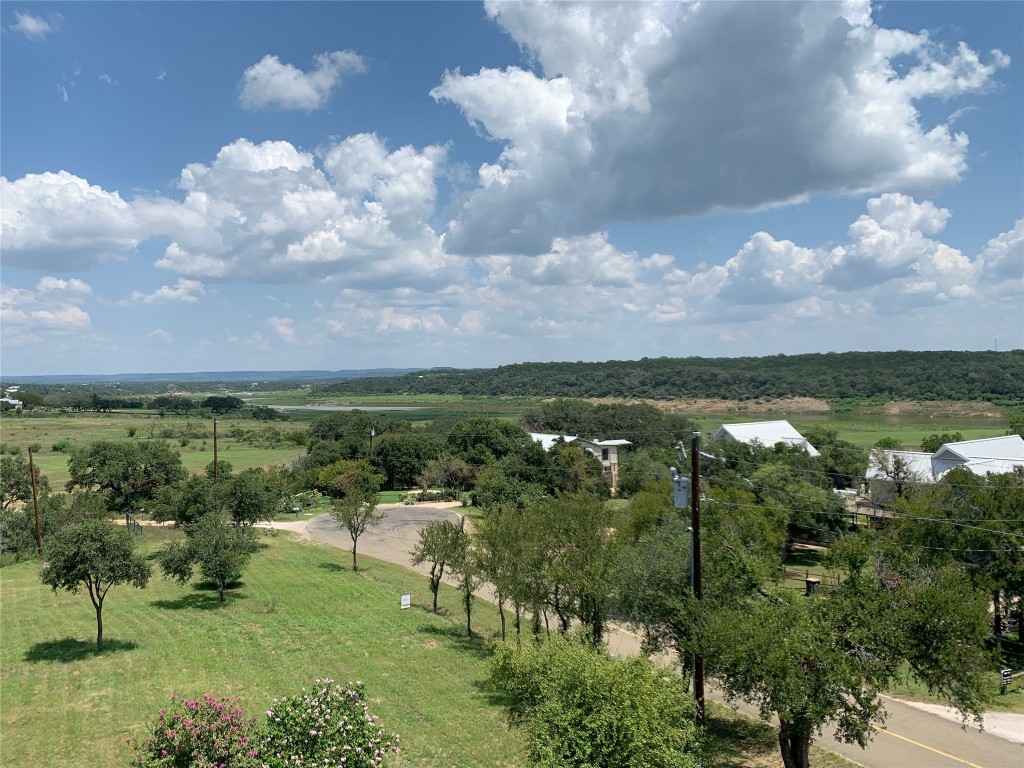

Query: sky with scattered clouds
left=1, top=1, right=1021, bottom=376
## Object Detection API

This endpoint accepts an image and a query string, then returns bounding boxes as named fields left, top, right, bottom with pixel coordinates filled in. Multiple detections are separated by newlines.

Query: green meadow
left=0, top=530, right=523, bottom=768
left=0, top=412, right=306, bottom=487
left=0, top=528, right=866, bottom=768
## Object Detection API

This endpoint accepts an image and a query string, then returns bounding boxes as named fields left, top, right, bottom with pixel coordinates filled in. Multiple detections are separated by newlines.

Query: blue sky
left=2, top=1, right=1021, bottom=376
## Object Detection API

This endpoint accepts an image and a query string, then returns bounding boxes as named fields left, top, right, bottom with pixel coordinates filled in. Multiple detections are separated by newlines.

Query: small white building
left=530, top=433, right=633, bottom=490
left=866, top=435, right=1024, bottom=503
left=711, top=420, right=820, bottom=457
left=0, top=397, right=23, bottom=410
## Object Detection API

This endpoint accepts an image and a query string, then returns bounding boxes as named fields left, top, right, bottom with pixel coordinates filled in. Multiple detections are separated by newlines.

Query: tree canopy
left=490, top=634, right=700, bottom=768
left=317, top=351, right=1024, bottom=403
left=65, top=440, right=186, bottom=513
left=158, top=512, right=259, bottom=603
left=0, top=454, right=51, bottom=511
left=39, top=516, right=150, bottom=650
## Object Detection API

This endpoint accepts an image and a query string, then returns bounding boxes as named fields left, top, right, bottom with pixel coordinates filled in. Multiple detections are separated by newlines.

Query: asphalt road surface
left=305, top=503, right=1024, bottom=768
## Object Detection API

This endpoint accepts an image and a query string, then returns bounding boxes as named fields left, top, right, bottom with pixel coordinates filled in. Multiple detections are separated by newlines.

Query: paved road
left=306, top=504, right=1024, bottom=768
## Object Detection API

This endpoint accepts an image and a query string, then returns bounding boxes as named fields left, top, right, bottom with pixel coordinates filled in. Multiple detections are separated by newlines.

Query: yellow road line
left=870, top=724, right=985, bottom=768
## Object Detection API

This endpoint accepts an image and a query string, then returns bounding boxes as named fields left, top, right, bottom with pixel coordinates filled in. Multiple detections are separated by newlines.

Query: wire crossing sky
left=1, top=1, right=1022, bottom=375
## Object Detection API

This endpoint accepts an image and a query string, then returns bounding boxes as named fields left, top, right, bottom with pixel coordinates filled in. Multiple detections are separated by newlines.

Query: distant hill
left=317, top=351, right=1024, bottom=404
left=0, top=368, right=427, bottom=385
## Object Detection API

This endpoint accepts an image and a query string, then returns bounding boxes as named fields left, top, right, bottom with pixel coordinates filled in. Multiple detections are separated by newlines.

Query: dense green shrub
left=490, top=634, right=700, bottom=768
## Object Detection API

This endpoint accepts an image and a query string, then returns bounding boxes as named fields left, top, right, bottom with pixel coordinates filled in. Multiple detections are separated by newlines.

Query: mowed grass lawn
left=0, top=531, right=523, bottom=768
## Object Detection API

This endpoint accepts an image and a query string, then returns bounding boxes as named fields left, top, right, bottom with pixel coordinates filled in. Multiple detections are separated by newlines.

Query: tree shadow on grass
left=318, top=562, right=347, bottom=573
left=151, top=583, right=246, bottom=611
left=703, top=706, right=779, bottom=767
left=24, top=637, right=138, bottom=663
left=419, top=623, right=492, bottom=661
left=469, top=674, right=511, bottom=710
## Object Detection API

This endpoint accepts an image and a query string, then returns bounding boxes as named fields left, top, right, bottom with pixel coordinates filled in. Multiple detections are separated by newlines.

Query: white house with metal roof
left=529, top=433, right=633, bottom=490
left=866, top=435, right=1024, bottom=503
left=711, top=420, right=820, bottom=456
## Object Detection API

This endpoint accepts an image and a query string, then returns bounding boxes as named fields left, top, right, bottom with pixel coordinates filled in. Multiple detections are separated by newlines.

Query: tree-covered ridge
left=319, top=350, right=1024, bottom=402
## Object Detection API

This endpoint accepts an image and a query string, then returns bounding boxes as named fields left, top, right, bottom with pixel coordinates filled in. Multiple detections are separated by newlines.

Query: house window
left=601, top=448, right=609, bottom=461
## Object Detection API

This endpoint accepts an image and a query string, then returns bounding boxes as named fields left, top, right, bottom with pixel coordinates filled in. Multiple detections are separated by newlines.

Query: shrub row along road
left=304, top=504, right=1024, bottom=768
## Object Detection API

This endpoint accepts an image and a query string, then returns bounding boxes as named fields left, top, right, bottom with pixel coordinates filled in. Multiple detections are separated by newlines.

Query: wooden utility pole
left=690, top=431, right=705, bottom=727
left=28, top=447, right=42, bottom=556
left=213, top=418, right=219, bottom=482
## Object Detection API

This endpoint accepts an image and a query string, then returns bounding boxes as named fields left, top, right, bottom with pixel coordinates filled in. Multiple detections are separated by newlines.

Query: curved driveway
left=302, top=504, right=1024, bottom=768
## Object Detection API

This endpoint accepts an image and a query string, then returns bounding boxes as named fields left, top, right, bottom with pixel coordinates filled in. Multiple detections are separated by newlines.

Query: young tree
left=150, top=474, right=218, bottom=527
left=159, top=513, right=259, bottom=603
left=410, top=519, right=463, bottom=612
left=316, top=458, right=385, bottom=498
left=39, top=517, right=150, bottom=650
left=548, top=442, right=610, bottom=496
left=223, top=468, right=277, bottom=527
left=331, top=482, right=384, bottom=571
left=543, top=492, right=621, bottom=644
left=447, top=523, right=480, bottom=637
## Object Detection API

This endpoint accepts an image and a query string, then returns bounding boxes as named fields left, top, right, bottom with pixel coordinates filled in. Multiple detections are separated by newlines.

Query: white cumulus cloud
left=1, top=282, right=91, bottom=334
left=434, top=0, right=1011, bottom=255
left=2, top=136, right=460, bottom=288
left=664, top=195, right=1015, bottom=322
left=124, top=278, right=206, bottom=306
left=1, top=171, right=141, bottom=269
left=239, top=51, right=365, bottom=111
left=36, top=276, right=92, bottom=296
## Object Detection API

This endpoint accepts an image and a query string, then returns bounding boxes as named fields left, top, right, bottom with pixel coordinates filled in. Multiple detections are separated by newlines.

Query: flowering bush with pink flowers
left=260, top=679, right=401, bottom=768
left=128, top=694, right=262, bottom=768
left=128, top=682, right=400, bottom=768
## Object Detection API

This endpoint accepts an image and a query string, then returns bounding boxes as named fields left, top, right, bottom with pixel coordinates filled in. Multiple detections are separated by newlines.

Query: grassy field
left=0, top=530, right=524, bottom=768
left=0, top=412, right=305, bottom=486
left=0, top=528, right=870, bottom=768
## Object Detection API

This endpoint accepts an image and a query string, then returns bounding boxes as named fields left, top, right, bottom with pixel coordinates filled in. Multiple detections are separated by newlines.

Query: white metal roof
left=865, top=450, right=935, bottom=481
left=867, top=437, right=1024, bottom=483
left=712, top=420, right=820, bottom=457
left=933, top=435, right=1024, bottom=463
left=961, top=458, right=1024, bottom=476
left=530, top=433, right=579, bottom=451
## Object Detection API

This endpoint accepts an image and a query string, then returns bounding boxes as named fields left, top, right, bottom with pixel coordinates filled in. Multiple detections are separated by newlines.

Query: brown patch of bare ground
left=880, top=400, right=1005, bottom=418
left=588, top=396, right=833, bottom=415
